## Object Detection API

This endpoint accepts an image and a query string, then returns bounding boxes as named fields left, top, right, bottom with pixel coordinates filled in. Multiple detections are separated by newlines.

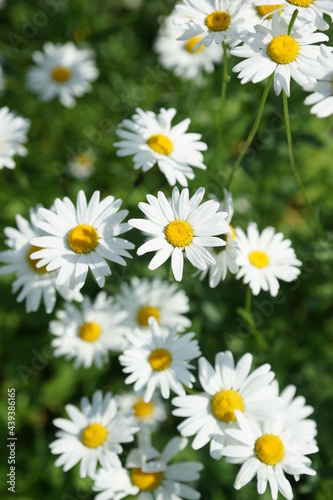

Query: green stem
left=212, top=42, right=228, bottom=162
left=245, top=287, right=269, bottom=351
left=225, top=73, right=274, bottom=189
left=282, top=91, right=323, bottom=235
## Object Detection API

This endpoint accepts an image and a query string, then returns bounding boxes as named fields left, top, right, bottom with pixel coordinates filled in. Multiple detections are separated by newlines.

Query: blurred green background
left=1, top=0, right=333, bottom=499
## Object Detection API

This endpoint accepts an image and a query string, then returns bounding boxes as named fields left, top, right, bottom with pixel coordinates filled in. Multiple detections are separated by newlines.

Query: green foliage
left=1, top=0, right=333, bottom=499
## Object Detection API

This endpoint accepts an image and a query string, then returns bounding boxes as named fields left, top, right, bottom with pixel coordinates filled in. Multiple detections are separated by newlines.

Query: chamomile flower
left=114, top=108, right=207, bottom=187
left=231, top=11, right=328, bottom=96
left=270, top=381, right=317, bottom=442
left=200, top=189, right=239, bottom=287
left=115, top=276, right=191, bottom=333
left=29, top=190, right=134, bottom=290
left=304, top=45, right=333, bottom=118
left=49, top=292, right=128, bottom=369
left=154, top=11, right=222, bottom=80
left=280, top=0, right=333, bottom=31
left=172, top=351, right=282, bottom=460
left=235, top=222, right=301, bottom=296
left=50, top=390, right=139, bottom=478
left=93, top=437, right=203, bottom=500
left=67, top=150, right=95, bottom=179
left=117, top=392, right=167, bottom=428
left=119, top=317, right=201, bottom=402
left=26, top=42, right=99, bottom=108
left=129, top=186, right=229, bottom=281
left=223, top=410, right=318, bottom=500
left=0, top=206, right=82, bottom=314
left=0, top=107, right=30, bottom=170
left=174, top=0, right=247, bottom=49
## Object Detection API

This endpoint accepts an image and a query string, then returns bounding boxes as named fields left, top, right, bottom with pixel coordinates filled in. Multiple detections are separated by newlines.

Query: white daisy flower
left=235, top=222, right=302, bottom=297
left=49, top=390, right=139, bottom=478
left=49, top=292, right=128, bottom=369
left=174, top=0, right=248, bottom=49
left=231, top=11, right=328, bottom=96
left=0, top=106, right=30, bottom=171
left=0, top=207, right=82, bottom=314
left=129, top=186, right=229, bottom=282
left=114, top=107, right=207, bottom=187
left=93, top=437, right=203, bottom=500
left=224, top=410, right=318, bottom=500
left=303, top=45, right=333, bottom=118
left=115, top=276, right=191, bottom=333
left=67, top=150, right=95, bottom=179
left=117, top=392, right=167, bottom=428
left=270, top=381, right=317, bottom=443
left=172, top=351, right=282, bottom=460
left=119, top=317, right=201, bottom=402
left=154, top=10, right=222, bottom=80
left=200, top=189, right=239, bottom=287
left=280, top=0, right=333, bottom=31
left=26, top=42, right=99, bottom=108
left=29, top=190, right=134, bottom=291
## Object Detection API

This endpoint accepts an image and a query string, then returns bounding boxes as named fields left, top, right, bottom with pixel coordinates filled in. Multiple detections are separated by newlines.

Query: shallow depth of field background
left=0, top=0, right=333, bottom=498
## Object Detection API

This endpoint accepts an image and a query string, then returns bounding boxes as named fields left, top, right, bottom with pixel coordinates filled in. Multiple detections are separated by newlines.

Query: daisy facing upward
left=49, top=292, right=128, bottom=369
left=231, top=10, right=328, bottom=96
left=174, top=0, right=247, bottom=49
left=223, top=410, right=318, bottom=500
left=119, top=317, right=201, bottom=402
left=29, top=190, right=134, bottom=290
left=26, top=42, right=99, bottom=108
left=236, top=222, right=301, bottom=297
left=50, top=390, right=139, bottom=478
left=129, top=186, right=229, bottom=281
left=114, top=107, right=208, bottom=187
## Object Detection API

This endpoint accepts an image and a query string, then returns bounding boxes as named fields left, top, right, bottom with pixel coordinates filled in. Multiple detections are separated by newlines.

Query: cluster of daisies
left=0, top=187, right=302, bottom=316
left=155, top=0, right=333, bottom=111
left=49, top=348, right=318, bottom=500
left=0, top=1, right=327, bottom=499
left=1, top=0, right=333, bottom=175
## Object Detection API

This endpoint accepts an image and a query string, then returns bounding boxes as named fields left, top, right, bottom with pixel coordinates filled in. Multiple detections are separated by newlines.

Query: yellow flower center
left=287, top=0, right=313, bottom=7
left=79, top=322, right=101, bottom=342
left=165, top=220, right=194, bottom=248
left=130, top=468, right=163, bottom=491
left=267, top=35, right=299, bottom=64
left=248, top=250, right=270, bottom=268
left=184, top=36, right=205, bottom=54
left=211, top=389, right=244, bottom=422
left=256, top=4, right=284, bottom=18
left=51, top=66, right=72, bottom=83
left=149, top=348, right=171, bottom=371
left=81, top=423, right=108, bottom=448
left=205, top=10, right=230, bottom=31
left=137, top=306, right=161, bottom=327
left=76, top=153, right=93, bottom=167
left=147, top=134, right=173, bottom=155
left=255, top=434, right=285, bottom=465
left=27, top=246, right=48, bottom=274
left=67, top=224, right=99, bottom=254
left=133, top=398, right=154, bottom=419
